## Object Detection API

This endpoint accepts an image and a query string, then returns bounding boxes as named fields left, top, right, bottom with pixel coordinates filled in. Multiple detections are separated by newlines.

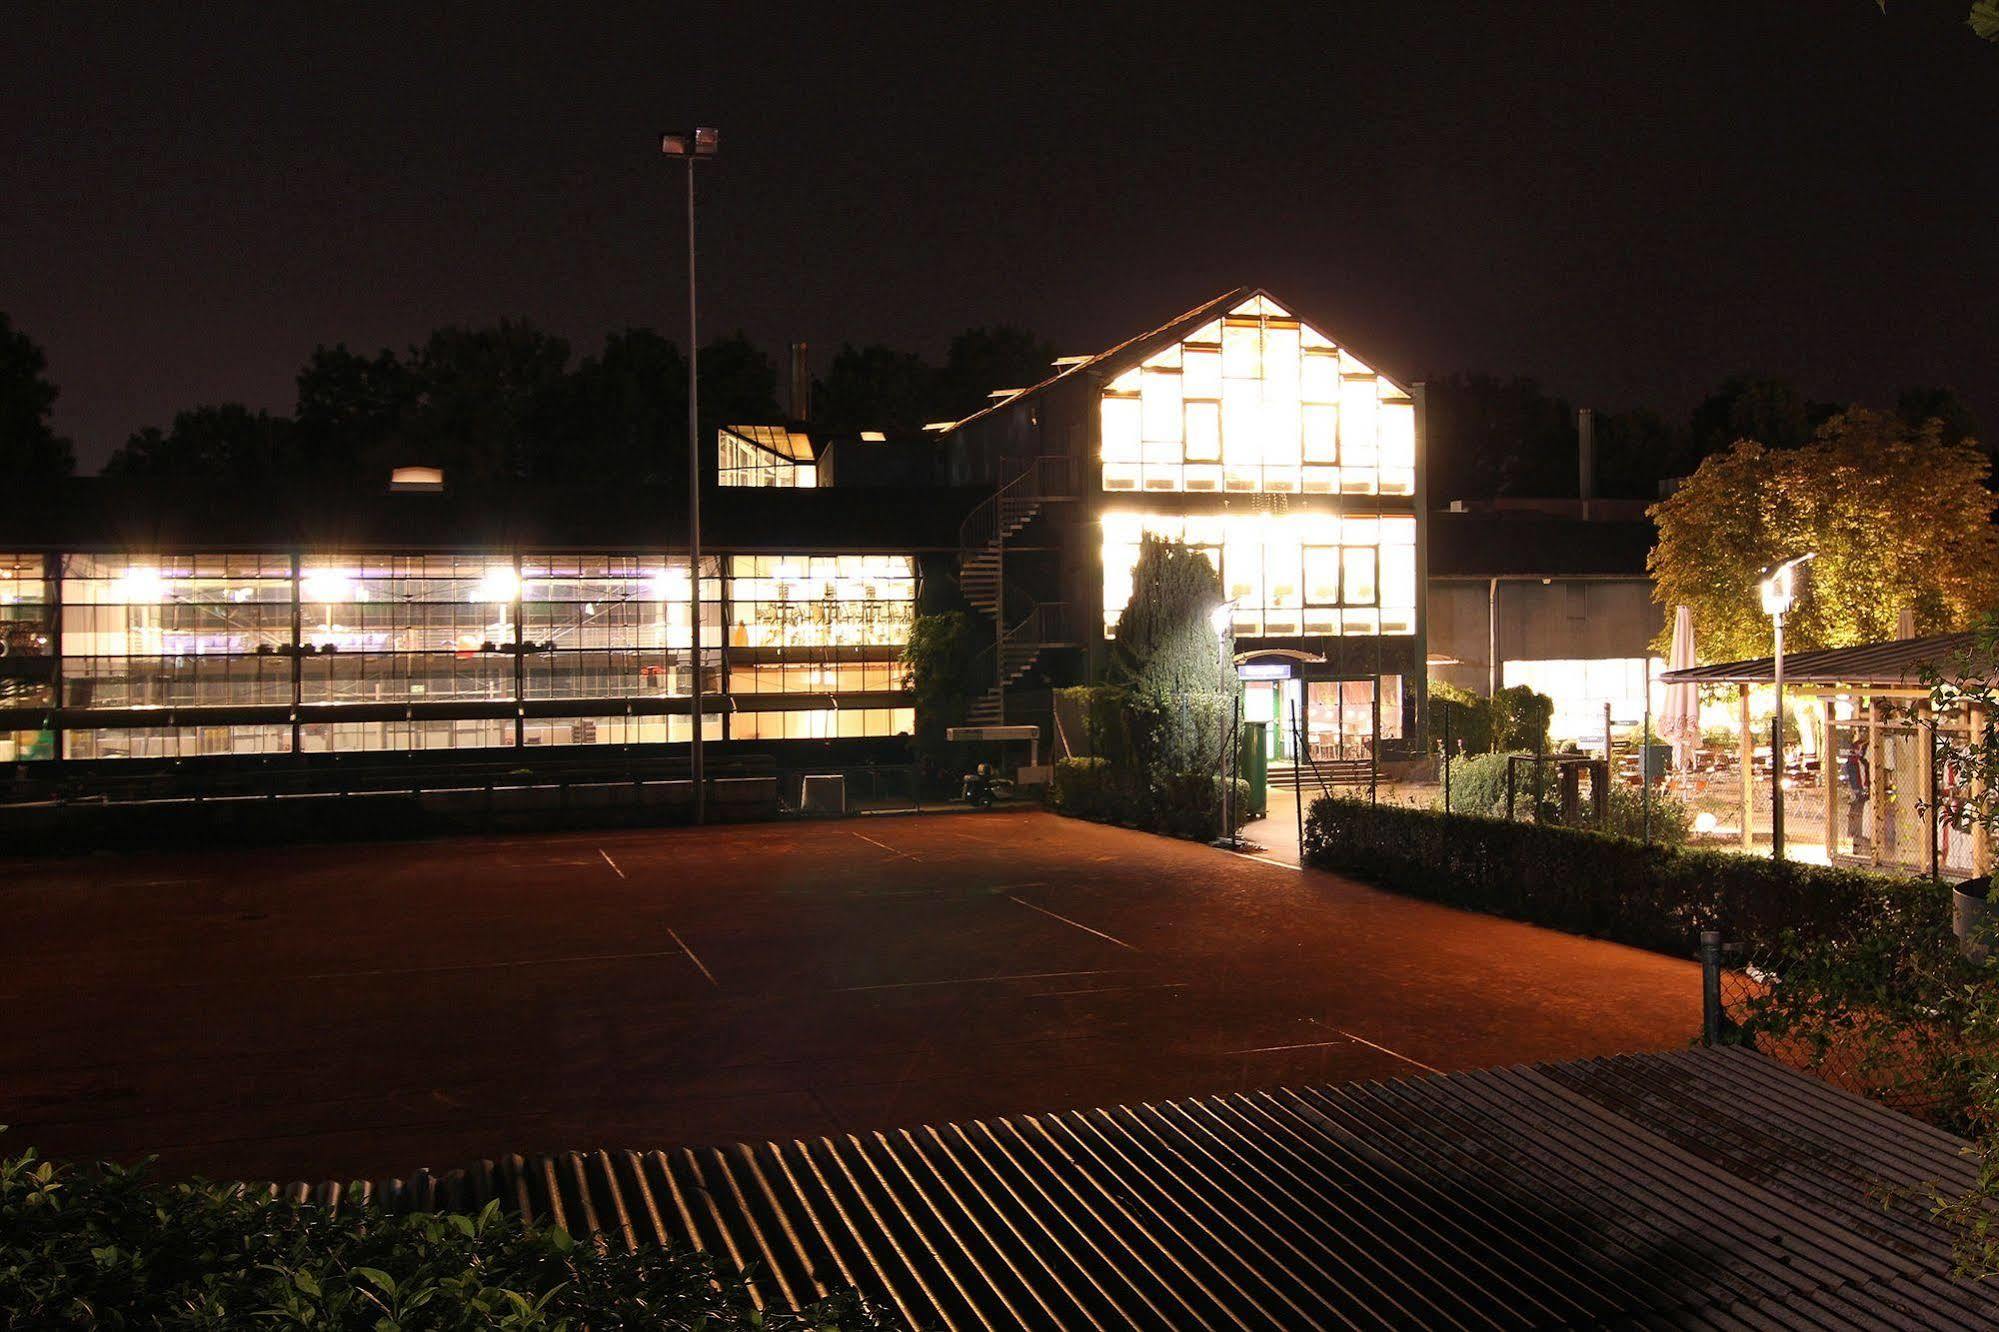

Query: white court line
left=1304, top=1018, right=1442, bottom=1074
left=598, top=849, right=625, bottom=879
left=850, top=830, right=921, bottom=861
left=1224, top=847, right=1301, bottom=871
left=668, top=927, right=718, bottom=988
left=1006, top=894, right=1140, bottom=952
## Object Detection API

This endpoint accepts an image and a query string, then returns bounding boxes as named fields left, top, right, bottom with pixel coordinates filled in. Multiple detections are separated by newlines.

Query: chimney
left=1577, top=407, right=1595, bottom=521
left=789, top=341, right=811, bottom=422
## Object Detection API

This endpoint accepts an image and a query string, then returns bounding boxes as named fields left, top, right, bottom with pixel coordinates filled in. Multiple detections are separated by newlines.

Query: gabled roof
left=941, top=286, right=1410, bottom=436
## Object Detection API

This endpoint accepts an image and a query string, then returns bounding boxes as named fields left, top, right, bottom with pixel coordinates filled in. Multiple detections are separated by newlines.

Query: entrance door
left=1306, top=680, right=1377, bottom=762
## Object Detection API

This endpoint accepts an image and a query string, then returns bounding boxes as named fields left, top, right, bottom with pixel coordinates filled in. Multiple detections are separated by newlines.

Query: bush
left=0, top=1142, right=890, bottom=1330
left=1429, top=680, right=1495, bottom=754
left=1437, top=751, right=1527, bottom=817
left=1303, top=795, right=1943, bottom=956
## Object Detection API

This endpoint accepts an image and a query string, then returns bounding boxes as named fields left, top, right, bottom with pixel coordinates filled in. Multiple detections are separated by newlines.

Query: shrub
left=1437, top=751, right=1526, bottom=817
left=1429, top=680, right=1495, bottom=753
left=0, top=1142, right=891, bottom=1330
left=1303, top=795, right=1942, bottom=957
left=1491, top=684, right=1554, bottom=752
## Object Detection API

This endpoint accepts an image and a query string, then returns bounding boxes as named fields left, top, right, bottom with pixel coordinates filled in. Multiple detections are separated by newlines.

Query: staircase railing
left=968, top=601, right=1074, bottom=703
left=956, top=455, right=1077, bottom=554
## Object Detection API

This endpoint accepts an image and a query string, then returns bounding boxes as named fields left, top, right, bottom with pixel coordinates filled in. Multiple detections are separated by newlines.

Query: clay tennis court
left=0, top=810, right=1700, bottom=1183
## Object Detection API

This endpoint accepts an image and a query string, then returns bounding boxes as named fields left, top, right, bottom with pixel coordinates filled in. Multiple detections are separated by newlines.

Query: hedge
left=1303, top=795, right=1948, bottom=956
left=1052, top=756, right=1251, bottom=842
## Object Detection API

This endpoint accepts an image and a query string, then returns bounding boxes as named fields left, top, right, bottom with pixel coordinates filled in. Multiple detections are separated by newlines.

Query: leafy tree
left=1877, top=1, right=1999, bottom=42
left=1688, top=375, right=1825, bottom=463
left=1649, top=407, right=1999, bottom=661
left=1420, top=373, right=1575, bottom=501
left=1895, top=385, right=1979, bottom=451
left=1593, top=405, right=1689, bottom=496
left=526, top=328, right=685, bottom=485
left=402, top=321, right=571, bottom=482
left=103, top=404, right=298, bottom=483
left=0, top=313, right=74, bottom=487
left=1109, top=536, right=1239, bottom=775
left=812, top=343, right=938, bottom=435
left=936, top=325, right=1054, bottom=421
left=696, top=331, right=780, bottom=431
left=294, top=343, right=418, bottom=480
left=902, top=610, right=976, bottom=779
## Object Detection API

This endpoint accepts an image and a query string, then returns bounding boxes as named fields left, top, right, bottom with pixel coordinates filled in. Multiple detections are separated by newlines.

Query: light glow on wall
left=1100, top=296, right=1414, bottom=497
left=1101, top=512, right=1417, bottom=638
left=1502, top=657, right=1666, bottom=743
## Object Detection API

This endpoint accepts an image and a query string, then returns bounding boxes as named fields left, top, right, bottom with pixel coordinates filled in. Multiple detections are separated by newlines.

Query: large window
left=45, top=548, right=908, bottom=759
left=522, top=556, right=720, bottom=701
left=1099, top=296, right=1415, bottom=497
left=725, top=555, right=915, bottom=697
left=297, top=556, right=519, bottom=703
left=0, top=552, right=53, bottom=713
left=718, top=426, right=817, bottom=488
left=60, top=555, right=294, bottom=708
left=1102, top=512, right=1417, bottom=638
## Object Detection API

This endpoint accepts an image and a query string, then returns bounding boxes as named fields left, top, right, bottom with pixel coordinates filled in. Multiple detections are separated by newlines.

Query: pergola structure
left=1661, top=632, right=1991, bottom=878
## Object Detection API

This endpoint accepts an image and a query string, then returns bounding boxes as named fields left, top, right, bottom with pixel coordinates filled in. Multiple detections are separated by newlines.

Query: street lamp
left=1211, top=600, right=1238, bottom=848
left=1759, top=552, right=1815, bottom=860
left=662, top=127, right=719, bottom=823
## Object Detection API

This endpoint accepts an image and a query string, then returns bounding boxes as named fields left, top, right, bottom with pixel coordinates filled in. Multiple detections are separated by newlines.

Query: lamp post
left=1211, top=600, right=1237, bottom=848
left=1759, top=552, right=1815, bottom=860
left=661, top=127, right=719, bottom=823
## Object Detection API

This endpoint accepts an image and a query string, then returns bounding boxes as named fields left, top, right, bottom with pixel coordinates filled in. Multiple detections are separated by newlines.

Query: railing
left=956, top=455, right=1077, bottom=554
left=968, top=602, right=1074, bottom=701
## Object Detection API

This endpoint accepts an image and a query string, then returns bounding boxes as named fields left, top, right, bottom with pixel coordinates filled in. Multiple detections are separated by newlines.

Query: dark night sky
left=5, top=3, right=1995, bottom=470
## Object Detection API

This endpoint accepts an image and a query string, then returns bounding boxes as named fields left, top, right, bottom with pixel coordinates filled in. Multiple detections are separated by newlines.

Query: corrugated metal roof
left=1659, top=632, right=1986, bottom=688
left=275, top=1047, right=1990, bottom=1330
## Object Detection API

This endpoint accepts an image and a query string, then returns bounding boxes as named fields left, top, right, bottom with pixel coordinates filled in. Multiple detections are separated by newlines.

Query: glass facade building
left=1, top=549, right=914, bottom=762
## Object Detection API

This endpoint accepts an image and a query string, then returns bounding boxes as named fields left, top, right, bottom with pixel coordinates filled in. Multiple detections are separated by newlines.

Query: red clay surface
left=0, top=811, right=1700, bottom=1183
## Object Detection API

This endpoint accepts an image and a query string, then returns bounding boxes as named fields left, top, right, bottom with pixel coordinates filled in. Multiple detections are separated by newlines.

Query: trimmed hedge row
left=1052, top=756, right=1251, bottom=842
left=1303, top=795, right=1949, bottom=956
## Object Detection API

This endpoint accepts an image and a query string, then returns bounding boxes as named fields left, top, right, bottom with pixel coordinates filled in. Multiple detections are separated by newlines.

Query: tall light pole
left=662, top=127, right=718, bottom=823
left=1759, top=552, right=1815, bottom=860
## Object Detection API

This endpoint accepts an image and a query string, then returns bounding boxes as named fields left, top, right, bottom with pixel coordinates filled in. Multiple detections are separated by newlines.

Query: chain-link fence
left=1699, top=931, right=1950, bottom=1123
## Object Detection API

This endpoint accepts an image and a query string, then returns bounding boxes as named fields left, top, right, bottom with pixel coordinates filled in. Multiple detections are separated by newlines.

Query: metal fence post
left=1700, top=930, right=1722, bottom=1047
left=1441, top=702, right=1452, bottom=813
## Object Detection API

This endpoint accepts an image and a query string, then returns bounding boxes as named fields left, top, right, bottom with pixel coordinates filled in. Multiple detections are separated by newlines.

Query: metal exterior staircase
left=956, top=457, right=1078, bottom=724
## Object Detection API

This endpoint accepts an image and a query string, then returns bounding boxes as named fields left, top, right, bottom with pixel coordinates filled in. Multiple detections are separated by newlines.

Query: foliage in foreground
left=0, top=1142, right=892, bottom=1330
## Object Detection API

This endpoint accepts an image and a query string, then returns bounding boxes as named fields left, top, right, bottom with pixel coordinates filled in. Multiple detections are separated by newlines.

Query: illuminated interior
left=32, top=549, right=917, bottom=758
left=1101, top=513, right=1417, bottom=638
left=1503, top=658, right=1668, bottom=745
left=718, top=425, right=818, bottom=488
left=1099, top=295, right=1415, bottom=497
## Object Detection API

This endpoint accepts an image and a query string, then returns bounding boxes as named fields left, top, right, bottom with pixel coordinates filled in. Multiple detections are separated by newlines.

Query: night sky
left=5, top=3, right=1995, bottom=470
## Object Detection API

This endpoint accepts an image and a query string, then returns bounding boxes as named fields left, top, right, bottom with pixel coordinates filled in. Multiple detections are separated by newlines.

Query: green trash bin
left=1238, top=720, right=1269, bottom=819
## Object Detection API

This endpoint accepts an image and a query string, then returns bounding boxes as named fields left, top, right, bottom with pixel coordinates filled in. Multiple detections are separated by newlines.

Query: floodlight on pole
left=1759, top=552, right=1815, bottom=860
left=661, top=126, right=718, bottom=822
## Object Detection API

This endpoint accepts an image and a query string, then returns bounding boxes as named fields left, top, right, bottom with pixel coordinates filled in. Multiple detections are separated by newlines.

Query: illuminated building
left=0, top=287, right=1429, bottom=781
left=943, top=288, right=1427, bottom=763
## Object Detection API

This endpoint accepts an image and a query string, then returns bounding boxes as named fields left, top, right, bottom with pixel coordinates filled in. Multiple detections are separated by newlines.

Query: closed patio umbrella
left=1659, top=604, right=1700, bottom=772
